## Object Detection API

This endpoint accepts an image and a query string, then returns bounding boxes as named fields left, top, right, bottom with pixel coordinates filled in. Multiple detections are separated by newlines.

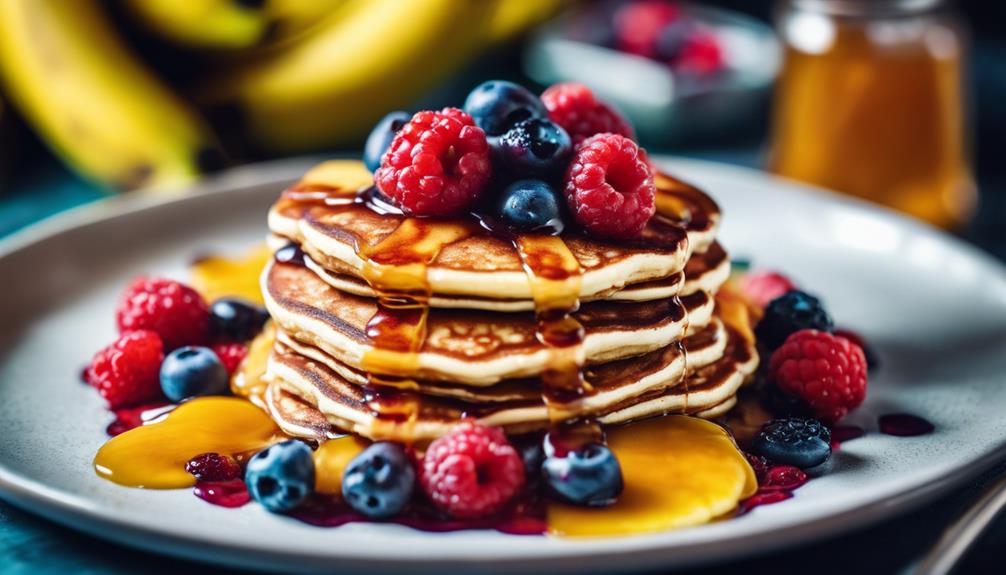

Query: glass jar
left=768, top=0, right=975, bottom=229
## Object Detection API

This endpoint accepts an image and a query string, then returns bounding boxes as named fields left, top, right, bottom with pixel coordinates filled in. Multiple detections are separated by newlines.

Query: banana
left=122, top=0, right=271, bottom=51
left=486, top=0, right=565, bottom=44
left=262, top=0, right=349, bottom=47
left=200, top=0, right=496, bottom=152
left=0, top=0, right=222, bottom=190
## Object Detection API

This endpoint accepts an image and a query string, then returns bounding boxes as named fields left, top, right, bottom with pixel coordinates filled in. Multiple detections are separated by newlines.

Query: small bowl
left=524, top=2, right=781, bottom=145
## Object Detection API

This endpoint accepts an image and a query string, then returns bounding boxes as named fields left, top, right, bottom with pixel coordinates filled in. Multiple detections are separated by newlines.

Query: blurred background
left=0, top=0, right=1002, bottom=260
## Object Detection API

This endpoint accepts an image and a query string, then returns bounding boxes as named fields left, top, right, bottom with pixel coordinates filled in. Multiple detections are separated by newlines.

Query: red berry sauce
left=194, top=480, right=252, bottom=508
left=106, top=402, right=174, bottom=436
left=878, top=413, right=934, bottom=437
left=738, top=457, right=809, bottom=515
left=830, top=424, right=866, bottom=450
left=288, top=493, right=547, bottom=535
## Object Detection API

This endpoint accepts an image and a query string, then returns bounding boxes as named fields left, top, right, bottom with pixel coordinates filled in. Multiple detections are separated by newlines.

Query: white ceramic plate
left=1, top=157, right=1004, bottom=574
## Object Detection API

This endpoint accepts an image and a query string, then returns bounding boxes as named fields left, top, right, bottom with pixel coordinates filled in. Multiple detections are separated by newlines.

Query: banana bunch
left=122, top=0, right=349, bottom=52
left=200, top=0, right=563, bottom=152
left=0, top=0, right=562, bottom=190
left=0, top=0, right=221, bottom=191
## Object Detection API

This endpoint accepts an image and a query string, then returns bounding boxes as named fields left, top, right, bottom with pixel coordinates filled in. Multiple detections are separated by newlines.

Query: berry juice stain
left=878, top=413, right=934, bottom=437
left=287, top=494, right=547, bottom=535
left=194, top=480, right=252, bottom=508
left=830, top=425, right=865, bottom=450
left=106, top=402, right=173, bottom=436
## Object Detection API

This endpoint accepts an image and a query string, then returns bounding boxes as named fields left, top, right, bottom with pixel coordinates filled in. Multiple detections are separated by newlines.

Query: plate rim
left=1, top=155, right=1004, bottom=573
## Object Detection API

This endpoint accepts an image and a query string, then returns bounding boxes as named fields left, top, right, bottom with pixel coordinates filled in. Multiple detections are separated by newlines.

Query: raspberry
left=88, top=330, right=165, bottom=408
left=375, top=107, right=491, bottom=216
left=834, top=328, right=880, bottom=370
left=186, top=452, right=241, bottom=482
left=541, top=83, right=635, bottom=145
left=613, top=0, right=681, bottom=58
left=212, top=342, right=248, bottom=375
left=420, top=422, right=525, bottom=518
left=672, top=30, right=724, bottom=74
left=742, top=271, right=796, bottom=309
left=564, top=133, right=655, bottom=239
left=116, top=277, right=210, bottom=350
left=769, top=330, right=868, bottom=424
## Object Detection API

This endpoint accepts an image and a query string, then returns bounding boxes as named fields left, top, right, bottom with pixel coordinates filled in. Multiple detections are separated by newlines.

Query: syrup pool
left=94, top=397, right=281, bottom=488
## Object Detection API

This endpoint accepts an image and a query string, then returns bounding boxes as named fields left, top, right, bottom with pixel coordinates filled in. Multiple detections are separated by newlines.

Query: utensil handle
left=910, top=475, right=1006, bottom=575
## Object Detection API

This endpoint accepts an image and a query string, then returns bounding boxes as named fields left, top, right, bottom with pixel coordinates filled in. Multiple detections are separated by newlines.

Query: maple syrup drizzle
left=511, top=234, right=604, bottom=450
left=356, top=217, right=475, bottom=441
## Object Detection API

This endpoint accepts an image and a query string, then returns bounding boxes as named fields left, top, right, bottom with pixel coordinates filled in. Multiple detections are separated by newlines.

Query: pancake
left=263, top=259, right=720, bottom=385
left=274, top=318, right=727, bottom=405
left=263, top=325, right=755, bottom=442
left=267, top=161, right=721, bottom=305
left=289, top=239, right=730, bottom=312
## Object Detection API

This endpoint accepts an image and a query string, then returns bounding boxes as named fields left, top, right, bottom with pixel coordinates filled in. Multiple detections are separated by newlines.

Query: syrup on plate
left=93, top=397, right=281, bottom=489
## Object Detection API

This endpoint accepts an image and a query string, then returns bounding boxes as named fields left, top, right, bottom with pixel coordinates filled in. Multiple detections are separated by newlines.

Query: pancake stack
left=258, top=161, right=758, bottom=442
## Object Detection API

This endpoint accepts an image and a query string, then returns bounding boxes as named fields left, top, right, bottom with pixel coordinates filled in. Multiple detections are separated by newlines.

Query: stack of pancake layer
left=259, top=161, right=758, bottom=442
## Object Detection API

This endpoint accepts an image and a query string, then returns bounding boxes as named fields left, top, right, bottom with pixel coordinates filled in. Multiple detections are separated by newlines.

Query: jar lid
left=791, top=0, right=944, bottom=17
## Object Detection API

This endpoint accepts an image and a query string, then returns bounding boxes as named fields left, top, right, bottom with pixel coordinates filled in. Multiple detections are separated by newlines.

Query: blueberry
left=756, top=290, right=833, bottom=350
left=753, top=417, right=832, bottom=469
left=245, top=440, right=315, bottom=513
left=159, top=346, right=229, bottom=402
left=495, top=118, right=572, bottom=176
left=463, top=80, right=548, bottom=137
left=209, top=298, right=269, bottom=342
left=497, top=179, right=564, bottom=233
left=542, top=443, right=623, bottom=507
left=341, top=442, right=415, bottom=519
left=655, top=20, right=695, bottom=61
left=513, top=435, right=545, bottom=480
left=363, top=111, right=411, bottom=172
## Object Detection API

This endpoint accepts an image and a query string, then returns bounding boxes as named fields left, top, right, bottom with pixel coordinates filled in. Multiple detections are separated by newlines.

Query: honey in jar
left=768, top=0, right=975, bottom=229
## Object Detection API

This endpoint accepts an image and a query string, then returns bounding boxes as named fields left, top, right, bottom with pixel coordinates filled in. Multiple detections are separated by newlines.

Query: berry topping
left=834, top=328, right=880, bottom=371
left=541, top=82, right=634, bottom=144
left=342, top=442, right=416, bottom=519
left=116, top=277, right=209, bottom=350
left=245, top=440, right=315, bottom=513
left=420, top=422, right=525, bottom=519
left=564, top=133, right=655, bottom=239
left=375, top=108, right=491, bottom=216
left=496, top=179, right=564, bottom=234
left=744, top=452, right=771, bottom=483
left=673, top=30, right=724, bottom=75
left=756, top=290, right=833, bottom=350
left=211, top=342, right=248, bottom=375
left=770, top=330, right=868, bottom=424
left=463, top=80, right=548, bottom=137
left=88, top=330, right=164, bottom=409
left=753, top=417, right=832, bottom=469
left=186, top=452, right=241, bottom=482
left=542, top=442, right=623, bottom=507
left=209, top=298, right=269, bottom=342
left=613, top=0, right=681, bottom=58
left=159, top=346, right=229, bottom=402
left=741, top=271, right=796, bottom=309
left=495, top=118, right=572, bottom=176
left=513, top=435, right=546, bottom=481
left=760, top=465, right=809, bottom=491
left=363, top=111, right=411, bottom=173
left=654, top=19, right=694, bottom=61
